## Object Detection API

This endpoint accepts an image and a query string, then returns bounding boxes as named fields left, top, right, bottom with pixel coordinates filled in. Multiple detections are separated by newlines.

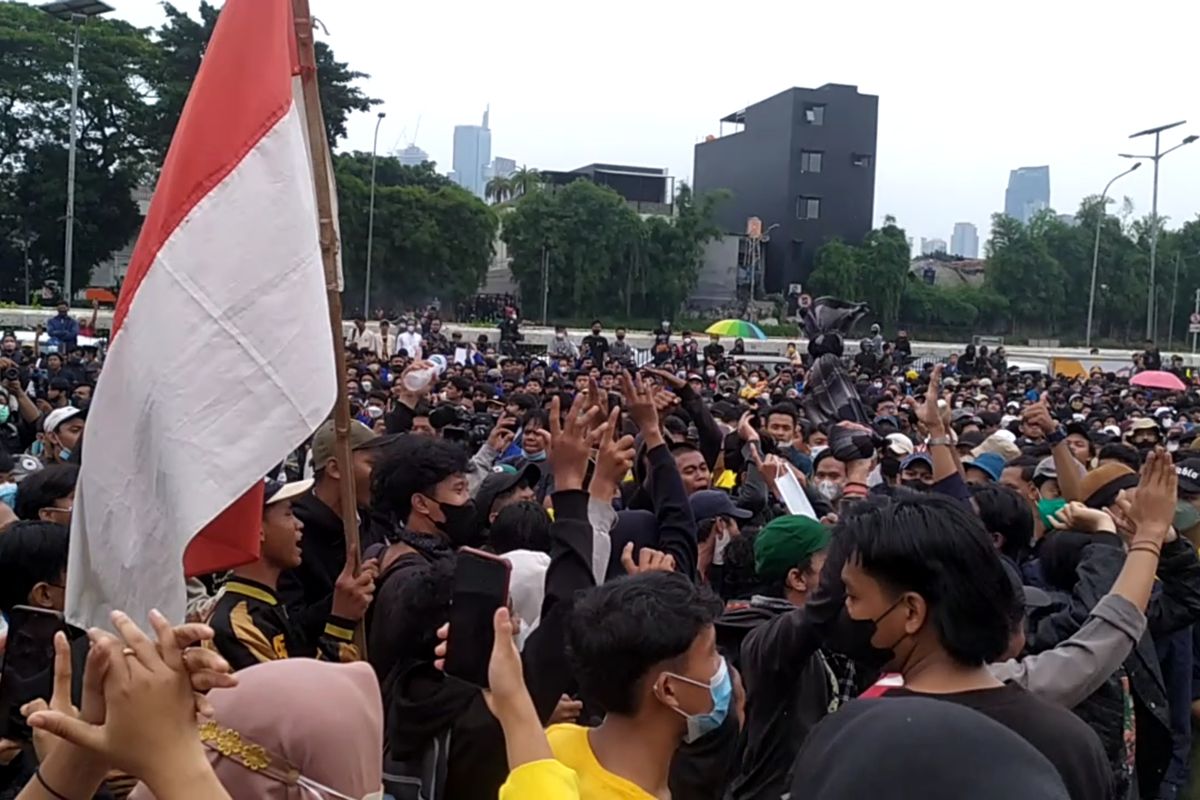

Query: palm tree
left=510, top=166, right=542, bottom=198
left=485, top=175, right=513, bottom=205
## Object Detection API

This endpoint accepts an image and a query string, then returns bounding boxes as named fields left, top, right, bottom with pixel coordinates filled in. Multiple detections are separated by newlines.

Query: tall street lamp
left=1085, top=162, right=1140, bottom=348
left=1119, top=120, right=1198, bottom=340
left=363, top=110, right=386, bottom=317
left=40, top=0, right=114, bottom=307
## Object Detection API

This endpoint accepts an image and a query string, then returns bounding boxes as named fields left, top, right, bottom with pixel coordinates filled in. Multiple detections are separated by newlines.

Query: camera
left=2, top=367, right=19, bottom=382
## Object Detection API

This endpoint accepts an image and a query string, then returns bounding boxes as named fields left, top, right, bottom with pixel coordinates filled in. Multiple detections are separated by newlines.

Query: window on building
left=852, top=153, right=873, bottom=168
left=804, top=105, right=825, bottom=125
left=796, top=196, right=821, bottom=220
left=799, top=150, right=823, bottom=173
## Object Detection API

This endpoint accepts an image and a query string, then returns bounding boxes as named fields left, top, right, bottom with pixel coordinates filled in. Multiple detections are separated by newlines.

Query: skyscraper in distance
left=920, top=237, right=947, bottom=256
left=1004, top=166, right=1050, bottom=224
left=452, top=106, right=492, bottom=198
left=950, top=222, right=979, bottom=258
left=397, top=144, right=430, bottom=167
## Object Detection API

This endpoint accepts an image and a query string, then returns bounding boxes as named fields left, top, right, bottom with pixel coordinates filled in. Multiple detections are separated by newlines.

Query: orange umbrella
left=84, top=288, right=118, bottom=305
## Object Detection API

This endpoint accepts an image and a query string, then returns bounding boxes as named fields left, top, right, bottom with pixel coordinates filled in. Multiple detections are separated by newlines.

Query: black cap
left=1176, top=458, right=1200, bottom=494
left=475, top=462, right=542, bottom=528
left=688, top=489, right=752, bottom=523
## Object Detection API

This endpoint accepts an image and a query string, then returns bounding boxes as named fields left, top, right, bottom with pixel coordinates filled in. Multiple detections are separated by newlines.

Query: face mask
left=810, top=444, right=828, bottom=459
left=556, top=333, right=565, bottom=340
left=901, top=478, right=929, bottom=492
left=0, top=406, right=10, bottom=425
left=666, top=657, right=731, bottom=743
left=816, top=479, right=841, bottom=502
left=684, top=337, right=693, bottom=344
left=1174, top=501, right=1200, bottom=533
left=431, top=497, right=478, bottom=547
left=297, top=773, right=383, bottom=800
left=1168, top=440, right=1181, bottom=453
left=58, top=447, right=72, bottom=462
left=362, top=381, right=373, bottom=392
left=525, top=449, right=547, bottom=463
left=592, top=329, right=601, bottom=335
left=366, top=405, right=383, bottom=420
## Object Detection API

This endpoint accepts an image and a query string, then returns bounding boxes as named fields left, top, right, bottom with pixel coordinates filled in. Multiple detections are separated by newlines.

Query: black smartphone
left=0, top=606, right=65, bottom=739
left=444, top=547, right=511, bottom=689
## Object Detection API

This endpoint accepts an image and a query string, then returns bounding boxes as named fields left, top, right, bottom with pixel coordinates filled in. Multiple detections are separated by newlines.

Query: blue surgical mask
left=0, top=406, right=9, bottom=424
left=58, top=447, right=72, bottom=462
left=667, top=657, right=731, bottom=743
left=525, top=450, right=547, bottom=463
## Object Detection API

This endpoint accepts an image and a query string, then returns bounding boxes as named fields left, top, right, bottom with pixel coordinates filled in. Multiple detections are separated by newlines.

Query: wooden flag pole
left=292, top=0, right=361, bottom=576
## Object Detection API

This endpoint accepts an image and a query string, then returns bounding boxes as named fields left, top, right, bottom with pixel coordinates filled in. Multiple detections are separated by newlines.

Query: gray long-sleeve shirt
left=989, top=593, right=1146, bottom=709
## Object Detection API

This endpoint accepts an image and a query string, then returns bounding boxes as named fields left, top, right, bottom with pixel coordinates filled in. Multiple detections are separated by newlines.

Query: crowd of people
left=5, top=307, right=1200, bottom=799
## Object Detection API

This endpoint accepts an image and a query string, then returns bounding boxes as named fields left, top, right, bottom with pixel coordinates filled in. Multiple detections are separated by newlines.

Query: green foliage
left=334, top=153, right=498, bottom=315
left=0, top=0, right=378, bottom=301
left=809, top=216, right=911, bottom=325
left=500, top=180, right=723, bottom=321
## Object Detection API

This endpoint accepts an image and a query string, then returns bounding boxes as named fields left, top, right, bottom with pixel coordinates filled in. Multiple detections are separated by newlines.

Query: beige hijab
left=131, top=658, right=383, bottom=799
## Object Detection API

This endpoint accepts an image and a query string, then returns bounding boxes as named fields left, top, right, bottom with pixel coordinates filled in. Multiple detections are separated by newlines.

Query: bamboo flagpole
left=291, top=0, right=362, bottom=574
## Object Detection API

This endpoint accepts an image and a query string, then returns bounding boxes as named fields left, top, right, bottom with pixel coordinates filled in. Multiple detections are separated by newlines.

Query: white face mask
left=361, top=381, right=373, bottom=392
left=816, top=479, right=841, bottom=502
left=810, top=445, right=828, bottom=459
left=367, top=405, right=384, bottom=420
left=297, top=775, right=383, bottom=800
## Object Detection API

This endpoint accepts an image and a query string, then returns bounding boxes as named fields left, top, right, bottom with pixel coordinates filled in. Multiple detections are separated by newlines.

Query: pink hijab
left=131, top=658, right=383, bottom=799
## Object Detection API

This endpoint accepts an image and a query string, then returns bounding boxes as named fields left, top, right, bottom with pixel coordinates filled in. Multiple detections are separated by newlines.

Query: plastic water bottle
left=403, top=366, right=435, bottom=393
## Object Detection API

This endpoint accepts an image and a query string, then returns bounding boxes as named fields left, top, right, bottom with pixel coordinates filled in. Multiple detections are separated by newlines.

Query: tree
left=333, top=153, right=497, bottom=315
left=810, top=216, right=910, bottom=324
left=0, top=2, right=159, bottom=297
left=485, top=175, right=512, bottom=205
left=509, top=166, right=542, bottom=198
left=150, top=3, right=378, bottom=160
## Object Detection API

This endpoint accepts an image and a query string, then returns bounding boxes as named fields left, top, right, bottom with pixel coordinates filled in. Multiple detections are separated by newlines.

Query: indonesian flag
left=66, top=0, right=337, bottom=629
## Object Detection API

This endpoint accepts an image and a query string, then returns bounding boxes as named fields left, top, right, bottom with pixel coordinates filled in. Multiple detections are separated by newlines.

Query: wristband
left=842, top=483, right=868, bottom=498
left=1128, top=543, right=1162, bottom=558
left=927, top=436, right=953, bottom=447
left=36, top=769, right=71, bottom=800
left=1046, top=427, right=1067, bottom=445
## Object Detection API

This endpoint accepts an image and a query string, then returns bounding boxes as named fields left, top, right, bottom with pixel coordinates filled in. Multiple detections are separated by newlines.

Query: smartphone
left=0, top=606, right=65, bottom=739
left=444, top=548, right=512, bottom=689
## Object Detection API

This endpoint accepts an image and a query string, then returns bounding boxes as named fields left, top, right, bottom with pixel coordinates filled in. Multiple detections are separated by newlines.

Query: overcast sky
left=109, top=0, right=1200, bottom=252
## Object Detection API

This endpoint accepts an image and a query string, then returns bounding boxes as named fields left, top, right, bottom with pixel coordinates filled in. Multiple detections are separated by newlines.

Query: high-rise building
left=396, top=144, right=430, bottom=167
left=950, top=222, right=978, bottom=258
left=1004, top=166, right=1050, bottom=224
left=452, top=107, right=492, bottom=198
left=920, top=237, right=947, bottom=256
left=693, top=84, right=878, bottom=294
left=491, top=157, right=516, bottom=179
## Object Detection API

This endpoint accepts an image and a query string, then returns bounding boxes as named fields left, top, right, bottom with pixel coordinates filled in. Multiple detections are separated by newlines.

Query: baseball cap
left=885, top=433, right=915, bottom=457
left=475, top=462, right=542, bottom=527
left=1079, top=463, right=1139, bottom=509
left=264, top=477, right=313, bottom=506
left=754, top=515, right=831, bottom=580
left=689, top=489, right=753, bottom=523
left=43, top=406, right=84, bottom=434
left=1176, top=458, right=1200, bottom=494
left=901, top=452, right=933, bottom=471
left=957, top=430, right=986, bottom=450
left=963, top=452, right=1005, bottom=482
left=310, top=419, right=379, bottom=469
left=1033, top=457, right=1058, bottom=482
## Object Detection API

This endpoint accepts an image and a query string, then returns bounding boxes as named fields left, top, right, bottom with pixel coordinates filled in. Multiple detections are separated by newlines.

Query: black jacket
left=724, top=596, right=839, bottom=800
left=1025, top=535, right=1200, bottom=799
left=278, top=490, right=385, bottom=649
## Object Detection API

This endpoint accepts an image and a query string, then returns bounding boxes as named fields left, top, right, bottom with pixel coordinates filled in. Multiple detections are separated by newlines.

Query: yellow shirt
left=500, top=759, right=580, bottom=800
left=546, top=724, right=656, bottom=800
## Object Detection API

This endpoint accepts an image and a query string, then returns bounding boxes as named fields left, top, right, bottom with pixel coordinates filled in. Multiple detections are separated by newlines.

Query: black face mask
left=433, top=497, right=479, bottom=547
left=901, top=479, right=931, bottom=492
left=473, top=400, right=490, bottom=413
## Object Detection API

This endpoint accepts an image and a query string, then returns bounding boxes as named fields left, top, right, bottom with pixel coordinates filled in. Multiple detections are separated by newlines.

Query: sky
left=108, top=0, right=1200, bottom=253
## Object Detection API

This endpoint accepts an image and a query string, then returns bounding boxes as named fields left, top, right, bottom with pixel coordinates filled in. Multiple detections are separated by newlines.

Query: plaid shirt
left=801, top=353, right=871, bottom=426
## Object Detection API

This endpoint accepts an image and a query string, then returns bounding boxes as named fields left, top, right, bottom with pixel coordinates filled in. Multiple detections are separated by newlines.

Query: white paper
left=776, top=470, right=818, bottom=519
left=454, top=347, right=468, bottom=365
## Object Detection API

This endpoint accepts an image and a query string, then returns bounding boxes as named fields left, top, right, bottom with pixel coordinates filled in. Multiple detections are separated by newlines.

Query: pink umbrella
left=1130, top=370, right=1186, bottom=392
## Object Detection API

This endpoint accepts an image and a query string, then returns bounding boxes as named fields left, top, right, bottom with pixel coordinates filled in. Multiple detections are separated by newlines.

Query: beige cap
left=310, top=419, right=377, bottom=470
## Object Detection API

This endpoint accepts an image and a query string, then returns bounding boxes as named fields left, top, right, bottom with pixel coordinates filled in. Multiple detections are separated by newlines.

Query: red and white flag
left=66, top=0, right=336, bottom=629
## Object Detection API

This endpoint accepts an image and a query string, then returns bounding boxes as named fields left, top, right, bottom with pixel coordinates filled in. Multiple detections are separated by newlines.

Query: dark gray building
left=693, top=84, right=878, bottom=293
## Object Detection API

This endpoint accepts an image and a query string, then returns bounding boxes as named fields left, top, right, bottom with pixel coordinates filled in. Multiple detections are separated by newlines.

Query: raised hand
left=621, top=543, right=676, bottom=575
left=591, top=407, right=636, bottom=499
left=486, top=415, right=517, bottom=453
left=919, top=364, right=945, bottom=433
left=1121, top=448, right=1177, bottom=544
left=1050, top=501, right=1117, bottom=534
left=549, top=393, right=605, bottom=491
left=620, top=371, right=660, bottom=436
left=1021, top=395, right=1058, bottom=438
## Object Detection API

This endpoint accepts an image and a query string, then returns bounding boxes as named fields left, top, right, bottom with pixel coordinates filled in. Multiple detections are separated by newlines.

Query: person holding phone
left=207, top=478, right=377, bottom=671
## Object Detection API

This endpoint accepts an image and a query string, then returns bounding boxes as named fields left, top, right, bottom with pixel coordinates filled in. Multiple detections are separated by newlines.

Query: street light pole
left=40, top=0, right=115, bottom=306
left=63, top=18, right=82, bottom=306
left=363, top=110, right=386, bottom=318
left=1120, top=120, right=1198, bottom=341
left=1086, top=162, right=1140, bottom=348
